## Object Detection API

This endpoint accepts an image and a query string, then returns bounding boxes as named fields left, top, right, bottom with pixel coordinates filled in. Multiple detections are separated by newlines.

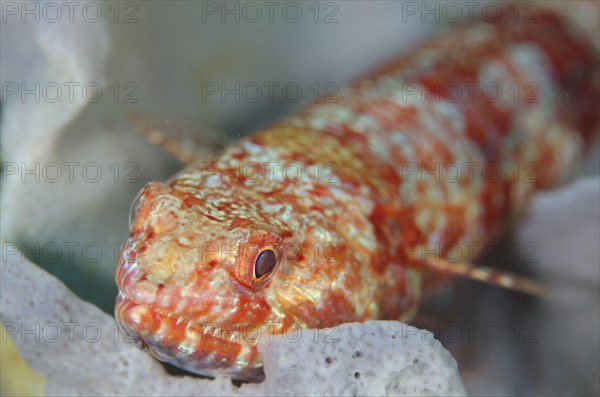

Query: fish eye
left=254, top=249, right=277, bottom=279
left=129, top=188, right=144, bottom=229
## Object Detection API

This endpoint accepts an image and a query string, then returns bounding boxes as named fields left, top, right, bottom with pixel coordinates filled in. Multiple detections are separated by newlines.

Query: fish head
left=115, top=181, right=299, bottom=381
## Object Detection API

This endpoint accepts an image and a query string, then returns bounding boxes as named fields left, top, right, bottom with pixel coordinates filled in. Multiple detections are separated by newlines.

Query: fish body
left=116, top=3, right=599, bottom=380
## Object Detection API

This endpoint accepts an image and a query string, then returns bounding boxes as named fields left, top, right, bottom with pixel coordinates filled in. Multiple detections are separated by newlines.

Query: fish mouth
left=115, top=292, right=264, bottom=381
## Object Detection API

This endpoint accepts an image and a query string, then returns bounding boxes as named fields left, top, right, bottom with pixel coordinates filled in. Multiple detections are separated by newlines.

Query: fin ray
left=129, top=110, right=234, bottom=164
left=420, top=257, right=549, bottom=297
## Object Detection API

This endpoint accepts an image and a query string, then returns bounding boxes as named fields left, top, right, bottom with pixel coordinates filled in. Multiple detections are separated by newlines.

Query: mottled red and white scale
left=116, top=2, right=599, bottom=381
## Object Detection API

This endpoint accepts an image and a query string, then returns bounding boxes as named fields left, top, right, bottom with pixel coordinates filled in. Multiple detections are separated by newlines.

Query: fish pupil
left=254, top=249, right=277, bottom=278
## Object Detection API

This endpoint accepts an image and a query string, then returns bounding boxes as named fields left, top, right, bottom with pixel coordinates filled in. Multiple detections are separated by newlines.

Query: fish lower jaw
left=115, top=293, right=264, bottom=381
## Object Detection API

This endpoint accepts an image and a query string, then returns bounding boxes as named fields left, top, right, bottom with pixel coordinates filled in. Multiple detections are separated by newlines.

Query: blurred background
left=1, top=0, right=598, bottom=395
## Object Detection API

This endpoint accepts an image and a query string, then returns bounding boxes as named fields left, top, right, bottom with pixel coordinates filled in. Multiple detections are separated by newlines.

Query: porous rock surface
left=0, top=253, right=466, bottom=396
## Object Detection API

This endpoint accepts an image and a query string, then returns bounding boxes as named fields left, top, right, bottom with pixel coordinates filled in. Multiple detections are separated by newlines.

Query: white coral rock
left=0, top=253, right=465, bottom=396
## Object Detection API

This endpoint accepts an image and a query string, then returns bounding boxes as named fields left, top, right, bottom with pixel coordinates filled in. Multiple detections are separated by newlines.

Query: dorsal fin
left=420, top=257, right=549, bottom=297
left=128, top=110, right=234, bottom=164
